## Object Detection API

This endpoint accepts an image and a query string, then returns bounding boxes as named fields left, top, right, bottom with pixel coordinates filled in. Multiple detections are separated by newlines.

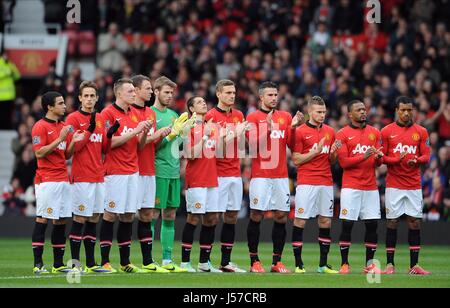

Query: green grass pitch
left=0, top=238, right=449, bottom=288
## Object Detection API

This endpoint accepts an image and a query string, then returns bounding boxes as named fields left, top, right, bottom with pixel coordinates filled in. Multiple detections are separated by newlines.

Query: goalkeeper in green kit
left=150, top=76, right=195, bottom=272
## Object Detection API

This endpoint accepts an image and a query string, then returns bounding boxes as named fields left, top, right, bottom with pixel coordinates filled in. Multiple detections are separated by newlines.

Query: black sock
left=137, top=220, right=153, bottom=266
left=272, top=222, right=286, bottom=265
left=117, top=221, right=133, bottom=266
left=83, top=222, right=97, bottom=268
left=99, top=219, right=114, bottom=265
left=32, top=221, right=47, bottom=267
left=409, top=229, right=421, bottom=268
left=339, top=220, right=353, bottom=265
left=199, top=225, right=215, bottom=264
left=247, top=219, right=261, bottom=265
left=364, top=220, right=378, bottom=265
left=318, top=228, right=331, bottom=267
left=386, top=228, right=397, bottom=266
left=220, top=223, right=235, bottom=266
left=51, top=224, right=67, bottom=268
left=292, top=226, right=304, bottom=268
left=182, top=223, right=197, bottom=263
left=69, top=221, right=84, bottom=263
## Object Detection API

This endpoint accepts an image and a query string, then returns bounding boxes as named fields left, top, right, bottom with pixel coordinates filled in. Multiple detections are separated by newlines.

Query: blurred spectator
left=0, top=53, right=20, bottom=129
left=2, top=178, right=26, bottom=216
left=97, top=23, right=129, bottom=74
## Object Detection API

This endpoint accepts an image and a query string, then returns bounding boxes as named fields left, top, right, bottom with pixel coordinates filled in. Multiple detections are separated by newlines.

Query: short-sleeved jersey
left=101, top=103, right=139, bottom=175
left=66, top=110, right=109, bottom=183
left=185, top=122, right=218, bottom=189
left=130, top=104, right=157, bottom=176
left=205, top=106, right=244, bottom=177
left=31, top=118, right=69, bottom=184
left=246, top=109, right=294, bottom=179
left=381, top=122, right=430, bottom=190
left=151, top=106, right=180, bottom=179
left=294, top=122, right=335, bottom=186
left=336, top=124, right=382, bottom=190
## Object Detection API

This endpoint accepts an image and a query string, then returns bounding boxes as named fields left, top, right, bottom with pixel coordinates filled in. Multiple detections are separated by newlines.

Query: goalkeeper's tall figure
left=150, top=76, right=194, bottom=272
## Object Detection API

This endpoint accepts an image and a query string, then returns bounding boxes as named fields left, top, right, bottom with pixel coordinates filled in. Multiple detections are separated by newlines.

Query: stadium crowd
left=2, top=0, right=450, bottom=221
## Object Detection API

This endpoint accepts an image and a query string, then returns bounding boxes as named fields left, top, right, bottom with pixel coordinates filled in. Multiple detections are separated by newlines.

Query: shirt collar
left=78, top=108, right=93, bottom=116
left=215, top=106, right=228, bottom=113
left=259, top=108, right=272, bottom=114
left=43, top=117, right=57, bottom=124
left=132, top=103, right=145, bottom=110
left=306, top=121, right=323, bottom=129
left=396, top=120, right=413, bottom=128
left=113, top=103, right=126, bottom=113
left=349, top=122, right=367, bottom=129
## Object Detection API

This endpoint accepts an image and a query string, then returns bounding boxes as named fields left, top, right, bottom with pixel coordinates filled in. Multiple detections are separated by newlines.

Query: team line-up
left=30, top=76, right=431, bottom=276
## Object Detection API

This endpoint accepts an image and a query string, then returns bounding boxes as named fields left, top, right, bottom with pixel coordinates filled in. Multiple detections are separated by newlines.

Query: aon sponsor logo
left=312, top=144, right=330, bottom=154
left=120, top=126, right=134, bottom=136
left=57, top=141, right=67, bottom=150
left=270, top=130, right=285, bottom=139
left=352, top=144, right=371, bottom=154
left=393, top=143, right=417, bottom=154
left=89, top=133, right=103, bottom=143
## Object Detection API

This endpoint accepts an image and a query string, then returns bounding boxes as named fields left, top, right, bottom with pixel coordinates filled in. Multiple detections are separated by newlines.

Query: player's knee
left=89, top=214, right=101, bottom=223
left=250, top=210, right=264, bottom=222
left=36, top=217, right=47, bottom=224
left=151, top=209, right=160, bottom=220
left=387, top=219, right=399, bottom=229
left=273, top=212, right=287, bottom=224
left=119, top=213, right=134, bottom=223
left=407, top=217, right=421, bottom=230
left=139, top=209, right=153, bottom=222
left=202, top=213, right=219, bottom=226
left=74, top=215, right=87, bottom=224
left=224, top=211, right=238, bottom=224
left=187, top=214, right=201, bottom=226
left=52, top=218, right=66, bottom=225
left=318, top=216, right=331, bottom=228
left=162, top=208, right=176, bottom=221
left=294, top=218, right=306, bottom=228
left=103, top=211, right=118, bottom=222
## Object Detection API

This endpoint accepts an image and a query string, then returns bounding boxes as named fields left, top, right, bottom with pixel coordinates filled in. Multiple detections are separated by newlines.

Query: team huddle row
left=30, top=76, right=431, bottom=275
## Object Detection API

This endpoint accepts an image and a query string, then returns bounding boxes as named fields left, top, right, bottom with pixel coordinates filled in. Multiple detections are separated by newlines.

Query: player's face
left=49, top=96, right=66, bottom=117
left=136, top=80, right=153, bottom=102
left=190, top=97, right=207, bottom=115
left=260, top=87, right=278, bottom=110
left=349, top=102, right=367, bottom=123
left=118, top=83, right=136, bottom=105
left=79, top=87, right=98, bottom=111
left=217, top=85, right=236, bottom=107
left=309, top=104, right=326, bottom=124
left=156, top=85, right=174, bottom=107
left=397, top=103, right=413, bottom=124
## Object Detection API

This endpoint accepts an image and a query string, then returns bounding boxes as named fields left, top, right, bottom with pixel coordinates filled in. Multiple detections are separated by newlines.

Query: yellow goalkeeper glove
left=166, top=112, right=189, bottom=141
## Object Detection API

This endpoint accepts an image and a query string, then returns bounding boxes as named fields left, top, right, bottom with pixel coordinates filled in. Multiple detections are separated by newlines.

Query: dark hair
left=395, top=96, right=414, bottom=109
left=131, top=75, right=151, bottom=89
left=258, top=81, right=278, bottom=96
left=347, top=100, right=363, bottom=112
left=113, top=78, right=133, bottom=95
left=187, top=96, right=202, bottom=115
left=79, top=80, right=98, bottom=96
left=41, top=91, right=63, bottom=113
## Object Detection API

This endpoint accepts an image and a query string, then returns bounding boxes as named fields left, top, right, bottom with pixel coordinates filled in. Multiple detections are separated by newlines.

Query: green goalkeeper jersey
left=151, top=106, right=181, bottom=179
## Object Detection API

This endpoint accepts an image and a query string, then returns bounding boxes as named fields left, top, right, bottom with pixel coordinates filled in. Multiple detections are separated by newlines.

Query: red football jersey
left=130, top=104, right=157, bottom=176
left=66, top=110, right=110, bottom=183
left=185, top=122, right=218, bottom=189
left=101, top=103, right=139, bottom=175
left=381, top=122, right=430, bottom=189
left=246, top=109, right=295, bottom=178
left=294, top=122, right=335, bottom=186
left=31, top=118, right=69, bottom=184
left=205, top=106, right=244, bottom=177
left=336, top=124, right=382, bottom=190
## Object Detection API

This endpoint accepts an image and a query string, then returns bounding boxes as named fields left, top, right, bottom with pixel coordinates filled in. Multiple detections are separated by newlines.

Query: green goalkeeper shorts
left=155, top=177, right=181, bottom=209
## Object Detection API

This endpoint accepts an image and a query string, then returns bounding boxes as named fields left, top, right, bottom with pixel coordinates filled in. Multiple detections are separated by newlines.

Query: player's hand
left=407, top=155, right=418, bottom=167
left=314, top=137, right=326, bottom=154
left=292, top=111, right=305, bottom=128
left=363, top=147, right=376, bottom=159
left=204, top=118, right=214, bottom=137
left=236, top=121, right=250, bottom=136
left=330, top=140, right=342, bottom=154
left=266, top=110, right=274, bottom=131
left=374, top=146, right=384, bottom=159
left=72, top=130, right=85, bottom=142
left=167, top=112, right=189, bottom=140
left=399, top=151, right=407, bottom=161
left=87, top=112, right=97, bottom=133
left=107, top=120, right=120, bottom=138
left=157, top=126, right=172, bottom=139
left=59, top=125, right=71, bottom=141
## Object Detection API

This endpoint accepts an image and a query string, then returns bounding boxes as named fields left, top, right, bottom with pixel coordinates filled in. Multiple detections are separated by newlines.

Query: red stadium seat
left=78, top=31, right=96, bottom=56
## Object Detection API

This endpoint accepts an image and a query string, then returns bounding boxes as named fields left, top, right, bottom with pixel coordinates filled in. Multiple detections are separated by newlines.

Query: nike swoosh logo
left=305, top=136, right=313, bottom=140
left=390, top=135, right=398, bottom=138
left=80, top=123, right=86, bottom=127
left=48, top=131, right=54, bottom=135
left=259, top=120, right=266, bottom=123
left=157, top=119, right=162, bottom=123
left=116, top=118, right=121, bottom=121
left=348, top=136, right=355, bottom=140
